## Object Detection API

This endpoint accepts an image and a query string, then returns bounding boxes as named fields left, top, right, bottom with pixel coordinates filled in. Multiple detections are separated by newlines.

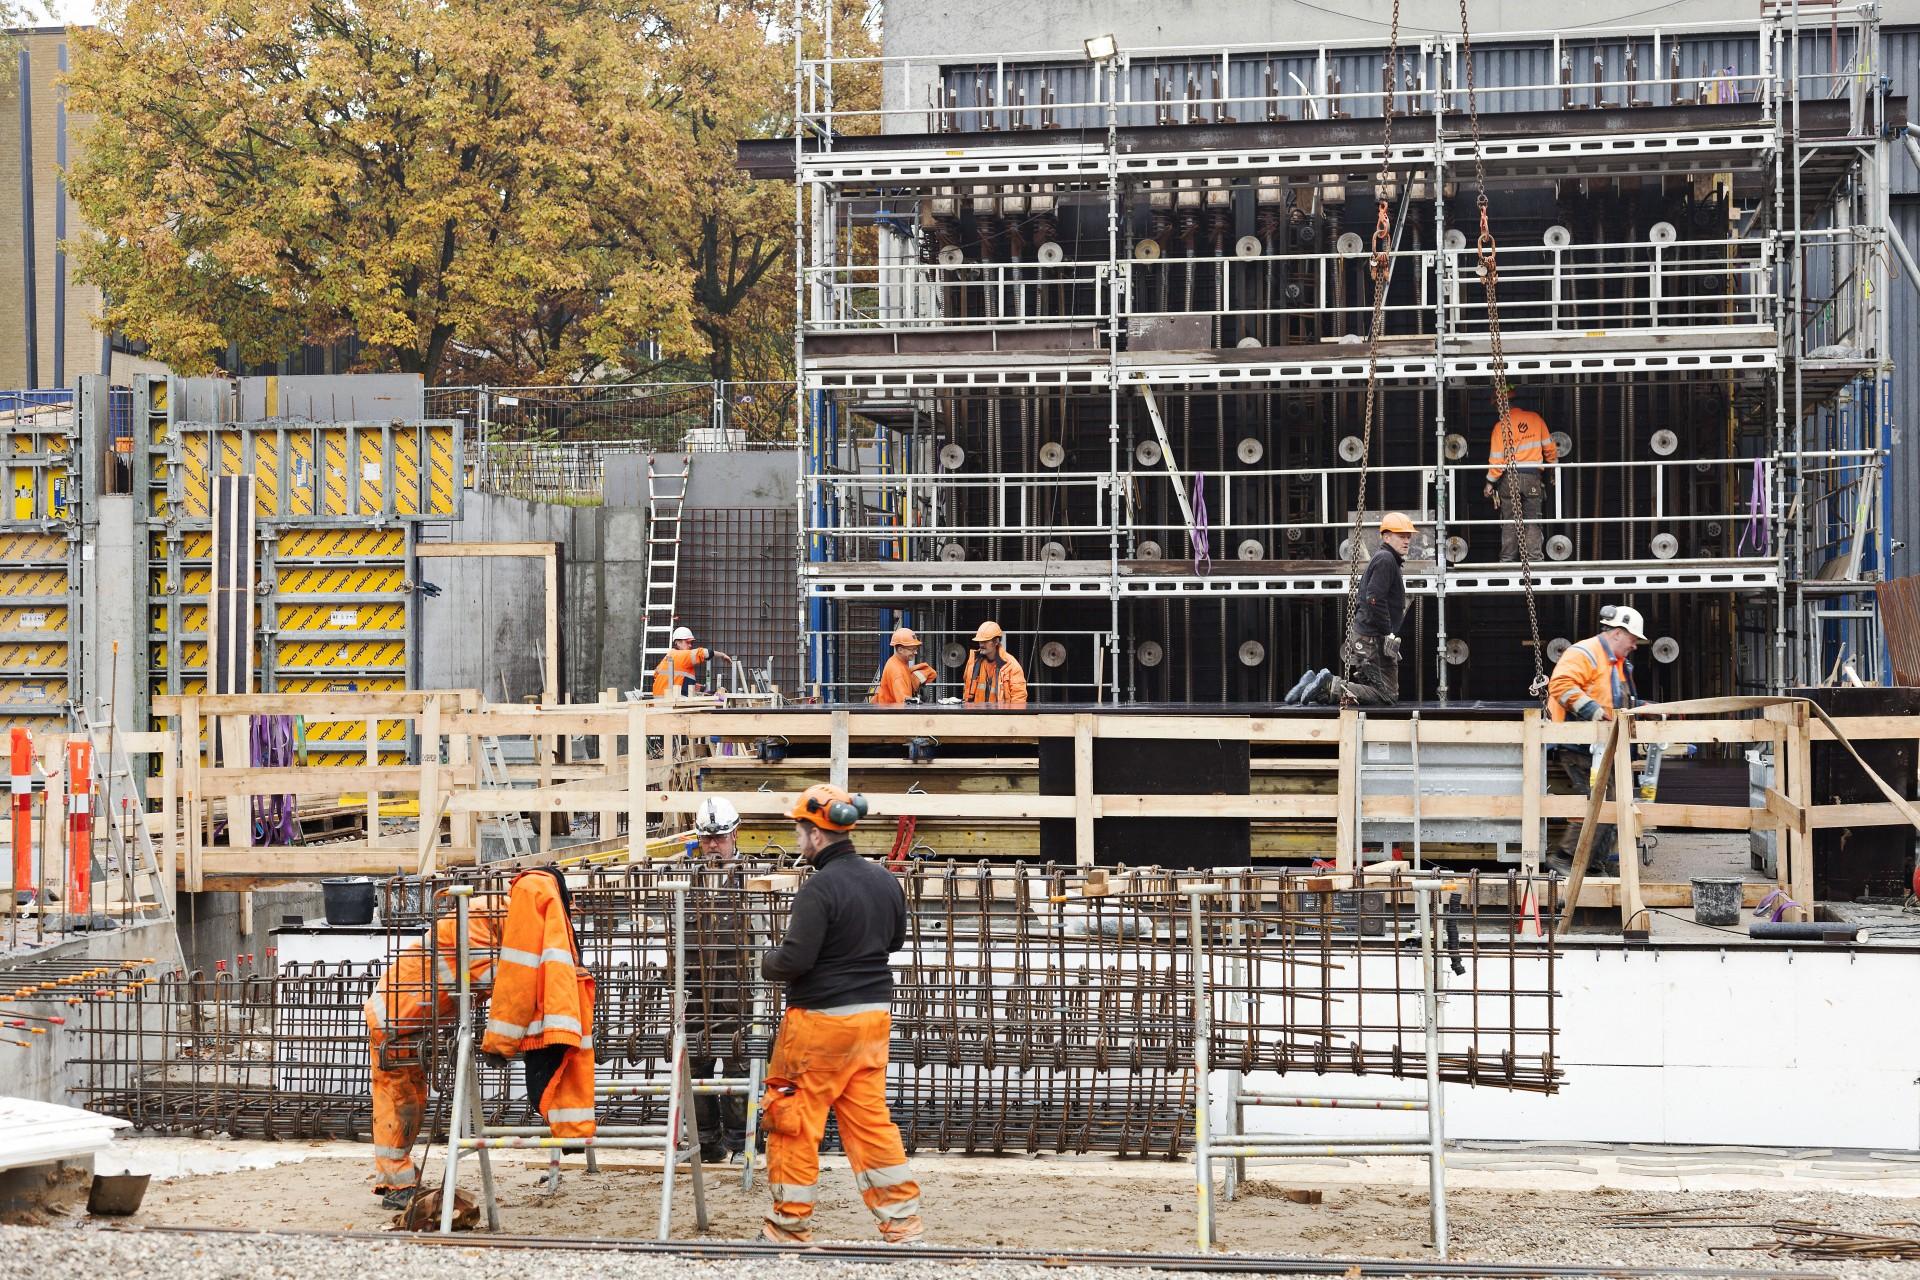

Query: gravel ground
left=4, top=1185, right=1920, bottom=1279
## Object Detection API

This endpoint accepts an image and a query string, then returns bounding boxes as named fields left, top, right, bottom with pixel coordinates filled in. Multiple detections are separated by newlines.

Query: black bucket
left=1692, top=876, right=1744, bottom=927
left=321, top=877, right=377, bottom=926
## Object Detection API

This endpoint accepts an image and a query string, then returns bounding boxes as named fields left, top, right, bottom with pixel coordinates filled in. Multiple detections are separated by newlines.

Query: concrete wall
left=2, top=920, right=177, bottom=1106
left=603, top=449, right=797, bottom=510
left=419, top=492, right=650, bottom=703
left=176, top=887, right=327, bottom=975
left=83, top=494, right=136, bottom=728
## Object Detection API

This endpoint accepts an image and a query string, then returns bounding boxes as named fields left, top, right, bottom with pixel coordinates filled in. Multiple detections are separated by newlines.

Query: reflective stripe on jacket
left=962, top=652, right=1028, bottom=707
left=364, top=897, right=505, bottom=1034
left=873, top=654, right=934, bottom=705
left=652, top=646, right=711, bottom=697
left=482, top=871, right=596, bottom=1138
left=1487, top=408, right=1558, bottom=480
left=1546, top=636, right=1625, bottom=722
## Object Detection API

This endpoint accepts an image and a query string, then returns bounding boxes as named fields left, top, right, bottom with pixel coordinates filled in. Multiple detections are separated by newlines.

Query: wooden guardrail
left=148, top=695, right=1920, bottom=934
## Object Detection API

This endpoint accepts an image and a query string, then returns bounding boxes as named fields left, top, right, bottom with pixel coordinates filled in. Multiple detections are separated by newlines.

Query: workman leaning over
left=1545, top=605, right=1648, bottom=871
left=1485, top=405, right=1558, bottom=562
left=962, top=620, right=1027, bottom=708
left=653, top=625, right=734, bottom=698
left=759, top=784, right=923, bottom=1245
left=873, top=627, right=938, bottom=705
left=364, top=895, right=506, bottom=1208
left=1285, top=513, right=1413, bottom=707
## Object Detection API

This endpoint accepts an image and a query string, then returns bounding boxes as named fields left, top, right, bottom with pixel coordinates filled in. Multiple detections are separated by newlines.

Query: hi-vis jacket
left=962, top=651, right=1028, bottom=707
left=1546, top=635, right=1627, bottom=723
left=1486, top=408, right=1559, bottom=481
left=482, top=871, right=597, bottom=1138
left=365, top=896, right=505, bottom=1036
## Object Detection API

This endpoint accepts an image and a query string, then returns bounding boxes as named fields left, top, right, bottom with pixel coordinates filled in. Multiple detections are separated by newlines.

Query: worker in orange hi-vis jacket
left=481, top=869, right=597, bottom=1145
left=872, top=627, right=938, bottom=705
left=364, top=894, right=507, bottom=1209
left=759, top=784, right=924, bottom=1246
left=1484, top=405, right=1559, bottom=562
left=961, top=620, right=1027, bottom=708
left=653, top=625, right=734, bottom=698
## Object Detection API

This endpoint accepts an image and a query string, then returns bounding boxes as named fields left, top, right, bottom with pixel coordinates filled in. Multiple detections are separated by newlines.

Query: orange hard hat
left=889, top=627, right=921, bottom=648
left=972, top=620, right=1004, bottom=642
left=788, top=783, right=869, bottom=832
left=1379, top=512, right=1417, bottom=536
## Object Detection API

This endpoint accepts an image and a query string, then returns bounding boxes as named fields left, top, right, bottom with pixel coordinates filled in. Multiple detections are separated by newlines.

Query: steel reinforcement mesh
left=73, top=861, right=1558, bottom=1154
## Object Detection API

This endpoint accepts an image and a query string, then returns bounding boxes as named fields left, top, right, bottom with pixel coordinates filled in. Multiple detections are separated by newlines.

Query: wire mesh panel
left=678, top=508, right=802, bottom=695
left=74, top=861, right=1559, bottom=1150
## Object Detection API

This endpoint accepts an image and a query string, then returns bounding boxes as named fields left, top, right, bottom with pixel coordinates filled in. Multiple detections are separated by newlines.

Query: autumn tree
left=65, top=0, right=708, bottom=381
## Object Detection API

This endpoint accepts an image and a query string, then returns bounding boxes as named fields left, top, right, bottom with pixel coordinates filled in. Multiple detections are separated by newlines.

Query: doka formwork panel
left=133, top=375, right=462, bottom=758
left=0, top=393, right=83, bottom=735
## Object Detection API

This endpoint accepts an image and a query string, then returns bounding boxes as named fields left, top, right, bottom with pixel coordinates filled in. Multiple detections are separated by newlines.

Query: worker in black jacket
left=1285, top=512, right=1414, bottom=707
left=758, top=784, right=923, bottom=1246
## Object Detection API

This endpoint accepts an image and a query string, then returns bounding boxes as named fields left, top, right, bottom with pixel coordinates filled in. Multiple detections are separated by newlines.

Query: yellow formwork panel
left=0, top=677, right=67, bottom=706
left=0, top=569, right=68, bottom=601
left=310, top=751, right=409, bottom=768
left=276, top=640, right=408, bottom=669
left=252, top=432, right=281, bottom=516
left=176, top=432, right=214, bottom=517
left=427, top=428, right=456, bottom=515
left=0, top=604, right=66, bottom=633
left=0, top=533, right=65, bottom=563
left=392, top=432, right=421, bottom=516
left=356, top=433, right=386, bottom=514
left=287, top=431, right=317, bottom=516
left=320, top=430, right=351, bottom=516
left=278, top=529, right=407, bottom=558
left=0, top=640, right=66, bottom=668
left=277, top=602, right=406, bottom=633
left=275, top=564, right=405, bottom=595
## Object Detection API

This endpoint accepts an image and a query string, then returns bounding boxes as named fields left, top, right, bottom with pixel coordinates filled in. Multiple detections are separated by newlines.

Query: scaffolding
left=761, top=8, right=1898, bottom=702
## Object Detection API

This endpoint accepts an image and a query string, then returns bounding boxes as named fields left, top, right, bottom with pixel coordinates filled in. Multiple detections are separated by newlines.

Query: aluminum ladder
left=476, top=737, right=535, bottom=860
left=641, top=455, right=690, bottom=672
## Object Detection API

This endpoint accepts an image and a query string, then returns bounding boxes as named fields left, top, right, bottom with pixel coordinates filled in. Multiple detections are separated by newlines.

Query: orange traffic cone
left=1516, top=884, right=1544, bottom=939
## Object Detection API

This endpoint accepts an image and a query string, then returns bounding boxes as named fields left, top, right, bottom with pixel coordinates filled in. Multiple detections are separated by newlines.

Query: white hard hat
left=694, top=796, right=739, bottom=836
left=671, top=626, right=695, bottom=643
left=1606, top=606, right=1649, bottom=642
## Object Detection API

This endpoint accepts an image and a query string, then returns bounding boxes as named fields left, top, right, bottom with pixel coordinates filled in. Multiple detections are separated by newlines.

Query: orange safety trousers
left=368, top=1023, right=427, bottom=1192
left=761, top=1007, right=920, bottom=1234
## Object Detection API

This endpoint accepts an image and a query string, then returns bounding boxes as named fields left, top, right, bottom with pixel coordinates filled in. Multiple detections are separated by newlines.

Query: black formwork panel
left=1800, top=685, right=1920, bottom=900
left=1038, top=734, right=1250, bottom=867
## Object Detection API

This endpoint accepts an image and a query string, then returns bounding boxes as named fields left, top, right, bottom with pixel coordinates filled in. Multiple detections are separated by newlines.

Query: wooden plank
left=1072, top=713, right=1094, bottom=867
left=1613, top=710, right=1647, bottom=937
left=1520, top=709, right=1542, bottom=872
left=1098, top=794, right=1341, bottom=819
left=1334, top=708, right=1359, bottom=871
left=1573, top=878, right=1776, bottom=910
left=1810, top=714, right=1920, bottom=741
left=364, top=719, right=381, bottom=852
left=154, top=691, right=446, bottom=717
left=542, top=549, right=559, bottom=706
left=189, top=846, right=479, bottom=881
left=442, top=711, right=629, bottom=737
left=183, top=696, right=203, bottom=893
left=158, top=734, right=177, bottom=911
left=193, top=764, right=456, bottom=799
left=1637, top=801, right=1763, bottom=831
left=650, top=789, right=1078, bottom=821
left=628, top=703, right=647, bottom=859
left=830, top=709, right=849, bottom=789
left=1553, top=715, right=1621, bottom=939
left=417, top=697, right=442, bottom=874
left=1809, top=800, right=1914, bottom=828
left=1785, top=703, right=1814, bottom=923
left=1762, top=786, right=1806, bottom=835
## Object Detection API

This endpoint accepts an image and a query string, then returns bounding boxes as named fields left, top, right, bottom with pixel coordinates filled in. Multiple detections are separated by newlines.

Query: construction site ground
left=10, top=1136, right=1916, bottom=1276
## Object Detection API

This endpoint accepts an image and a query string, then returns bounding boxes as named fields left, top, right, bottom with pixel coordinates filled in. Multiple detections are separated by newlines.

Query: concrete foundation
left=176, top=888, right=326, bottom=974
left=0, top=919, right=178, bottom=1107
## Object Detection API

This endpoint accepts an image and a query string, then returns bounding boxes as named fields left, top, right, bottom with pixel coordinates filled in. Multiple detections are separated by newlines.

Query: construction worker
left=482, top=869, right=596, bottom=1146
left=652, top=626, right=734, bottom=698
left=690, top=796, right=748, bottom=1162
left=962, top=620, right=1027, bottom=708
left=1545, top=605, right=1648, bottom=870
left=1285, top=513, right=1413, bottom=707
left=873, top=627, right=938, bottom=705
left=1484, top=405, right=1558, bottom=562
left=759, top=784, right=923, bottom=1245
left=364, top=894, right=507, bottom=1208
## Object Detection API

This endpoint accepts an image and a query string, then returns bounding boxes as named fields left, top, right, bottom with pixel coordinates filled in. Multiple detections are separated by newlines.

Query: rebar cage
left=73, top=860, right=1559, bottom=1156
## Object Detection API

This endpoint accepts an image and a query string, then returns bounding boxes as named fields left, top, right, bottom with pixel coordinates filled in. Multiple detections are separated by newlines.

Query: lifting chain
left=1339, top=0, right=1403, bottom=683
left=1457, top=0, right=1548, bottom=698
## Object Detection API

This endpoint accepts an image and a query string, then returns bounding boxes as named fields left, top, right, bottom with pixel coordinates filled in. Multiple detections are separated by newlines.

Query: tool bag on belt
left=482, top=870, right=597, bottom=1138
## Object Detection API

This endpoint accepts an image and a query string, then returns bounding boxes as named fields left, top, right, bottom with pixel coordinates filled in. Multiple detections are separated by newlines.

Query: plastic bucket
left=87, top=1172, right=150, bottom=1216
left=1691, top=876, right=1744, bottom=927
left=321, top=877, right=377, bottom=926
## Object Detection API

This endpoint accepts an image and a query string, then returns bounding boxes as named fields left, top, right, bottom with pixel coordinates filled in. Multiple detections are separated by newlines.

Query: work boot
left=763, top=1220, right=814, bottom=1244
left=1282, top=668, right=1318, bottom=705
left=379, top=1187, right=417, bottom=1211
left=1301, top=669, right=1335, bottom=705
left=879, top=1215, right=925, bottom=1245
